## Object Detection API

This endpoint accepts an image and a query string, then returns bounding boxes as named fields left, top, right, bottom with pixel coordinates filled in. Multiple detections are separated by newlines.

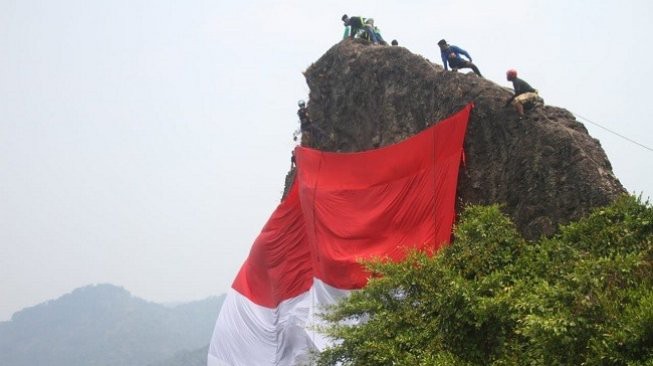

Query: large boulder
left=297, top=39, right=625, bottom=239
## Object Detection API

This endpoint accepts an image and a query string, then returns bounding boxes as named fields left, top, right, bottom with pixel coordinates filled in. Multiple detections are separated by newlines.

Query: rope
left=573, top=112, right=653, bottom=152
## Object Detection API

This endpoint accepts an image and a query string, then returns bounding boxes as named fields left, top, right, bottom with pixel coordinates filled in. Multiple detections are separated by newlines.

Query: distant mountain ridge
left=0, top=284, right=223, bottom=366
left=148, top=345, right=209, bottom=366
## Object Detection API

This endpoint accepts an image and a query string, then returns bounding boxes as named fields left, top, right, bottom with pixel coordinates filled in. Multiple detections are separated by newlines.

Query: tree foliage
left=317, top=195, right=653, bottom=365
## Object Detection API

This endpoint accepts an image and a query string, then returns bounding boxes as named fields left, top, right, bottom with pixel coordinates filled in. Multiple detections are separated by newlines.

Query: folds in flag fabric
left=208, top=104, right=472, bottom=366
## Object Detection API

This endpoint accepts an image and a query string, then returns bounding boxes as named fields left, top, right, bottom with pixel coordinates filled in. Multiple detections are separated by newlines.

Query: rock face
left=294, top=39, right=625, bottom=240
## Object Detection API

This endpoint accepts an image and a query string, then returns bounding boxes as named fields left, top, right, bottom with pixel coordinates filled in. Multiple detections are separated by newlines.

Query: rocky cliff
left=293, top=39, right=625, bottom=239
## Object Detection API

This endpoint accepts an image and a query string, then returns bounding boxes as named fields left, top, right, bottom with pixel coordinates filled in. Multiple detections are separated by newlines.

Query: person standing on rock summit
left=505, top=69, right=542, bottom=117
left=437, top=39, right=483, bottom=77
left=342, top=14, right=383, bottom=44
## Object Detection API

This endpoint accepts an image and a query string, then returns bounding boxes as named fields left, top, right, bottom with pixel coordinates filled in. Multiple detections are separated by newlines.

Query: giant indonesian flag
left=208, top=104, right=472, bottom=365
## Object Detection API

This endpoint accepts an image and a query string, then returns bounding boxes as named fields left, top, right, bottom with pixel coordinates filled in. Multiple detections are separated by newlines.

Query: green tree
left=317, top=196, right=653, bottom=365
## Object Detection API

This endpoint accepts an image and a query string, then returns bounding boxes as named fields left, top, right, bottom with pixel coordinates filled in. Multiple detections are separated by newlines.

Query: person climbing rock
left=437, top=39, right=482, bottom=77
left=364, top=18, right=387, bottom=45
left=505, top=69, right=542, bottom=117
left=297, top=100, right=310, bottom=131
left=294, top=100, right=311, bottom=143
left=342, top=14, right=381, bottom=44
left=295, top=99, right=328, bottom=145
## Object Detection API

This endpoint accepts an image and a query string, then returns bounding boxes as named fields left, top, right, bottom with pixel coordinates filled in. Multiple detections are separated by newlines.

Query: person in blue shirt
left=437, top=39, right=482, bottom=77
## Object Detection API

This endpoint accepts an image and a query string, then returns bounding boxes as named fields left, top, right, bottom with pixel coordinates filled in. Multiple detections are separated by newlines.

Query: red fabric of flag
left=231, top=104, right=472, bottom=308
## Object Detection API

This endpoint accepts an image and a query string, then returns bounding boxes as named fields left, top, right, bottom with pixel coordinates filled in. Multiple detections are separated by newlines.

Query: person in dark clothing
left=342, top=14, right=380, bottom=44
left=296, top=99, right=327, bottom=145
left=505, top=69, right=541, bottom=117
left=297, top=100, right=310, bottom=131
left=437, top=39, right=482, bottom=77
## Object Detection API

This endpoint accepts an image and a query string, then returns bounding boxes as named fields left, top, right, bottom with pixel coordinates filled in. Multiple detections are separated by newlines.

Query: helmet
left=437, top=39, right=447, bottom=46
left=506, top=69, right=517, bottom=80
left=341, top=14, right=348, bottom=21
left=298, top=100, right=306, bottom=108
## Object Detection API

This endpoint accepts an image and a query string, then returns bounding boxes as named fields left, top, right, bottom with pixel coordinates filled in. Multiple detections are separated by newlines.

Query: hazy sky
left=1, top=0, right=652, bottom=321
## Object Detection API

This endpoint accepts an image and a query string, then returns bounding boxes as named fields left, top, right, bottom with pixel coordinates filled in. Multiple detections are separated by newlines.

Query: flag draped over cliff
left=208, top=104, right=472, bottom=366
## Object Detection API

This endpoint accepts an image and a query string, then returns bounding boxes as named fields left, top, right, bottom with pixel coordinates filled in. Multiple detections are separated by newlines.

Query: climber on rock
left=294, top=100, right=311, bottom=143
left=297, top=100, right=310, bottom=132
left=342, top=14, right=383, bottom=44
left=364, top=18, right=387, bottom=45
left=296, top=99, right=327, bottom=145
left=505, top=69, right=543, bottom=117
left=437, top=39, right=482, bottom=77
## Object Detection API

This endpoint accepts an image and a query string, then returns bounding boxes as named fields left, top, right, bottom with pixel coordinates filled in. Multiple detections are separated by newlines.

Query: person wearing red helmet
left=505, top=69, right=540, bottom=117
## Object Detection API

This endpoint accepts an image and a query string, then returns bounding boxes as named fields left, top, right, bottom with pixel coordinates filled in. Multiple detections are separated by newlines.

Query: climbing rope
left=573, top=112, right=653, bottom=153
